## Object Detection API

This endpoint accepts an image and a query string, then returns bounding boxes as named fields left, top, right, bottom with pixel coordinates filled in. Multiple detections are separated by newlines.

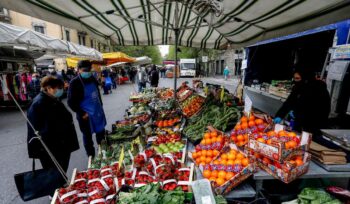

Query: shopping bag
left=14, top=159, right=66, bottom=201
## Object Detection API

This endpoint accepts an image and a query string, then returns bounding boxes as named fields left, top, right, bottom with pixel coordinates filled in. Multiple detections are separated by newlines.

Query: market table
left=253, top=161, right=350, bottom=198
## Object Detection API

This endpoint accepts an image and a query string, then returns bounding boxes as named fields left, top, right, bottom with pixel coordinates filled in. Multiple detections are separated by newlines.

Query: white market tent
left=0, top=0, right=349, bottom=49
left=106, top=56, right=152, bottom=68
left=0, top=22, right=102, bottom=60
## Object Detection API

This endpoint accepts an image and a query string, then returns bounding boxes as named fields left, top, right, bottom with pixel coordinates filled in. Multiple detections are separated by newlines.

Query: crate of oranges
left=190, top=127, right=228, bottom=166
left=254, top=150, right=311, bottom=183
left=230, top=113, right=270, bottom=147
left=247, top=125, right=312, bottom=163
left=201, top=144, right=255, bottom=195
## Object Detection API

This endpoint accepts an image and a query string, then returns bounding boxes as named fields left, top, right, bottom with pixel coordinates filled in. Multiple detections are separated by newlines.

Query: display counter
left=244, top=86, right=287, bottom=116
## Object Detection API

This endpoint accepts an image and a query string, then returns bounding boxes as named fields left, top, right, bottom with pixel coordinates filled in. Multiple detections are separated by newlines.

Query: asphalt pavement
left=0, top=77, right=238, bottom=204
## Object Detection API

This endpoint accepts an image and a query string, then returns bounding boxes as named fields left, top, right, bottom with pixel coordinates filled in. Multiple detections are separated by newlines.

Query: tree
left=113, top=45, right=162, bottom=64
left=167, top=46, right=200, bottom=60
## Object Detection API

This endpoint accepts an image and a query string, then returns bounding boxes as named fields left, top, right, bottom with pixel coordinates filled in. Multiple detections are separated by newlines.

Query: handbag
left=14, top=159, right=66, bottom=201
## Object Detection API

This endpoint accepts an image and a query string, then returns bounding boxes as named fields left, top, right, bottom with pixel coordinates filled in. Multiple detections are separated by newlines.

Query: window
left=65, top=30, right=70, bottom=42
left=98, top=42, right=101, bottom=51
left=78, top=32, right=86, bottom=46
left=90, top=39, right=94, bottom=48
left=34, top=25, right=45, bottom=34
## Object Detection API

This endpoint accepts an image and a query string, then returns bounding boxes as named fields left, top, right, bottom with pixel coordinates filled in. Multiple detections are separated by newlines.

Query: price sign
left=118, top=146, right=124, bottom=170
left=244, top=95, right=252, bottom=116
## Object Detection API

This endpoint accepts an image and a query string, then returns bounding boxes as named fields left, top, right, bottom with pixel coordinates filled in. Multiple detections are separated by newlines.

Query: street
left=0, top=77, right=238, bottom=204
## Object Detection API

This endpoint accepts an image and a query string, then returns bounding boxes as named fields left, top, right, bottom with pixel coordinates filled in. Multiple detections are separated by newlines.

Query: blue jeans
left=138, top=82, right=146, bottom=92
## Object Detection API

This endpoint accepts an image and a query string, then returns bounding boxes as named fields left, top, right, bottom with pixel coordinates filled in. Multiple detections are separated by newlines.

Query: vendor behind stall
left=274, top=69, right=331, bottom=138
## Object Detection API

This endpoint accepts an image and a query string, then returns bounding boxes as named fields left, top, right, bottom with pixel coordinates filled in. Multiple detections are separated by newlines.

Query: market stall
left=49, top=81, right=350, bottom=204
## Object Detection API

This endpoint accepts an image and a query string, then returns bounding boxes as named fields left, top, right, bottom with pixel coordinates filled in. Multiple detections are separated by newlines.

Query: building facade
left=212, top=48, right=244, bottom=77
left=0, top=8, right=109, bottom=52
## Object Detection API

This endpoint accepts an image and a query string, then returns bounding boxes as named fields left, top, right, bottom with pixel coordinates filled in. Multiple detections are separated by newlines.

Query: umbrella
left=102, top=52, right=136, bottom=65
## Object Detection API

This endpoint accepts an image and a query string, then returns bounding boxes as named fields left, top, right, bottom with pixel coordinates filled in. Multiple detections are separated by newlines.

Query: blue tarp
left=248, top=19, right=350, bottom=47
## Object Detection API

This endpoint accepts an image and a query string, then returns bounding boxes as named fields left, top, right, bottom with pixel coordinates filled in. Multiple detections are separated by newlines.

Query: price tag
left=274, top=124, right=284, bottom=132
left=204, top=86, right=208, bottom=96
left=244, top=95, right=252, bottom=116
left=118, top=146, right=124, bottom=170
left=201, top=195, right=213, bottom=204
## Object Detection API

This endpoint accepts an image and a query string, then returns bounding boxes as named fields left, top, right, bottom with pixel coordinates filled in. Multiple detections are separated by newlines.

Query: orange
left=163, top=121, right=169, bottom=127
left=248, top=121, right=256, bottom=127
left=255, top=118, right=264, bottom=125
left=210, top=131, right=218, bottom=137
left=220, top=160, right=228, bottom=166
left=240, top=116, right=248, bottom=123
left=203, top=170, right=211, bottom=178
left=195, top=158, right=201, bottom=164
left=266, top=139, right=272, bottom=145
left=227, top=160, right=235, bottom=165
left=242, top=158, right=249, bottom=167
left=249, top=115, right=255, bottom=121
left=158, top=121, right=164, bottom=127
left=285, top=142, right=290, bottom=149
left=211, top=170, right=218, bottom=178
left=196, top=151, right=202, bottom=157
left=278, top=131, right=287, bottom=137
left=234, top=159, right=242, bottom=165
left=236, top=153, right=244, bottom=160
left=205, top=157, right=212, bottom=164
left=238, top=141, right=246, bottom=146
left=241, top=122, right=248, bottom=129
left=201, top=150, right=207, bottom=157
left=213, top=160, right=220, bottom=165
left=254, top=152, right=262, bottom=159
left=200, top=156, right=206, bottom=162
left=192, top=152, right=198, bottom=159
left=225, top=172, right=235, bottom=180
left=227, top=153, right=236, bottom=160
left=207, top=150, right=213, bottom=157
left=288, top=132, right=297, bottom=137
left=244, top=134, right=249, bottom=142
left=221, top=153, right=228, bottom=160
left=216, top=178, right=226, bottom=186
left=257, top=138, right=266, bottom=143
left=289, top=160, right=296, bottom=165
left=209, top=177, right=217, bottom=182
left=200, top=139, right=206, bottom=145
left=235, top=124, right=242, bottom=130
left=288, top=140, right=298, bottom=149
left=262, top=157, right=272, bottom=165
left=205, top=139, right=212, bottom=145
left=295, top=159, right=304, bottom=166
left=230, top=149, right=237, bottom=155
left=216, top=136, right=224, bottom=143
left=237, top=134, right=244, bottom=142
left=218, top=171, right=227, bottom=179
left=295, top=155, right=303, bottom=161
left=267, top=131, right=276, bottom=137
left=204, top=132, right=211, bottom=139
left=200, top=161, right=206, bottom=166
left=213, top=150, right=220, bottom=156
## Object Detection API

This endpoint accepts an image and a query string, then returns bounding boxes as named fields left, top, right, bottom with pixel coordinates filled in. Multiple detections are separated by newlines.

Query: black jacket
left=67, top=76, right=102, bottom=116
left=276, top=80, right=331, bottom=133
left=149, top=69, right=159, bottom=86
left=27, top=92, right=79, bottom=158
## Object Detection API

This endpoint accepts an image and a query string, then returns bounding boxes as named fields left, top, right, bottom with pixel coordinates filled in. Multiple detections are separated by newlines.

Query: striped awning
left=1, top=0, right=349, bottom=49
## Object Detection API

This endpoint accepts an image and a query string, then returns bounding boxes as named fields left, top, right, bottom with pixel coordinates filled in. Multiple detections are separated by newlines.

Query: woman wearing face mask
left=274, top=69, right=331, bottom=137
left=27, top=76, right=79, bottom=172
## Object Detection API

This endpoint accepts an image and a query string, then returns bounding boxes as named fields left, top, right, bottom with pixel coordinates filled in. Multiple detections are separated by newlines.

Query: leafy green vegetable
left=297, top=188, right=341, bottom=204
left=215, top=195, right=227, bottom=204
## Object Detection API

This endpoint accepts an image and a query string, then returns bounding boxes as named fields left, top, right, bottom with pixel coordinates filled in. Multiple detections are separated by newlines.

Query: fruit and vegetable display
left=297, top=188, right=341, bottom=204
left=184, top=103, right=240, bottom=142
left=52, top=81, right=317, bottom=204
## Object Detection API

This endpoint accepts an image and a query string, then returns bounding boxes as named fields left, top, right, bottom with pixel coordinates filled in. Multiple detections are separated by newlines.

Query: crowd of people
left=26, top=61, right=163, bottom=173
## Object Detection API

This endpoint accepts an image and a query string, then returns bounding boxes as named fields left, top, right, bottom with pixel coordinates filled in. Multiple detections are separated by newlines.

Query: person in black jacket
left=68, top=60, right=106, bottom=157
left=149, top=65, right=159, bottom=87
left=274, top=69, right=331, bottom=136
left=27, top=76, right=79, bottom=172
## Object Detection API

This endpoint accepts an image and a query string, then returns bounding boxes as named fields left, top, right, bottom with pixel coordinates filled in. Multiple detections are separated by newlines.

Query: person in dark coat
left=27, top=76, right=79, bottom=172
left=274, top=69, right=331, bottom=136
left=28, top=73, right=41, bottom=100
left=68, top=60, right=106, bottom=157
left=149, top=65, right=159, bottom=87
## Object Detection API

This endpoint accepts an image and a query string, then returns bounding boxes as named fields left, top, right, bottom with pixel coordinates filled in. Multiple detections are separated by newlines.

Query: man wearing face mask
left=28, top=73, right=41, bottom=99
left=274, top=69, right=331, bottom=136
left=27, top=76, right=79, bottom=172
left=68, top=60, right=106, bottom=157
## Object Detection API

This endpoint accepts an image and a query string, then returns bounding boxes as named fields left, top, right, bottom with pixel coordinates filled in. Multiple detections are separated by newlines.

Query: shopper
left=223, top=66, right=230, bottom=80
left=149, top=65, right=159, bottom=87
left=27, top=76, right=79, bottom=172
left=28, top=73, right=41, bottom=99
left=137, top=67, right=147, bottom=92
left=274, top=69, right=331, bottom=136
left=160, top=66, right=166, bottom=78
left=68, top=60, right=107, bottom=157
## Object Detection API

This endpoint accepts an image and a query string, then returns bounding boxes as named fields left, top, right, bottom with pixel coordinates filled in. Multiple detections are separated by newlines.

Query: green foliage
left=167, top=46, right=200, bottom=60
left=113, top=46, right=162, bottom=65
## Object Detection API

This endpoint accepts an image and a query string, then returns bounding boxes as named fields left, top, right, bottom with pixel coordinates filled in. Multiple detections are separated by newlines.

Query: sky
left=158, top=45, right=169, bottom=57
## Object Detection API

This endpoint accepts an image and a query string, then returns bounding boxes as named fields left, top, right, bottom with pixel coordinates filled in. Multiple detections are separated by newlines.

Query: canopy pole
left=174, top=0, right=179, bottom=99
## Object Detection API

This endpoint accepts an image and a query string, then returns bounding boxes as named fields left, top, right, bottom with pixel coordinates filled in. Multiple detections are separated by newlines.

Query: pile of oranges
left=254, top=151, right=304, bottom=169
left=199, top=131, right=225, bottom=147
left=192, top=149, right=220, bottom=166
left=231, top=115, right=267, bottom=147
left=253, top=130, right=300, bottom=150
left=288, top=155, right=304, bottom=167
left=202, top=149, right=250, bottom=186
left=155, top=117, right=181, bottom=127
